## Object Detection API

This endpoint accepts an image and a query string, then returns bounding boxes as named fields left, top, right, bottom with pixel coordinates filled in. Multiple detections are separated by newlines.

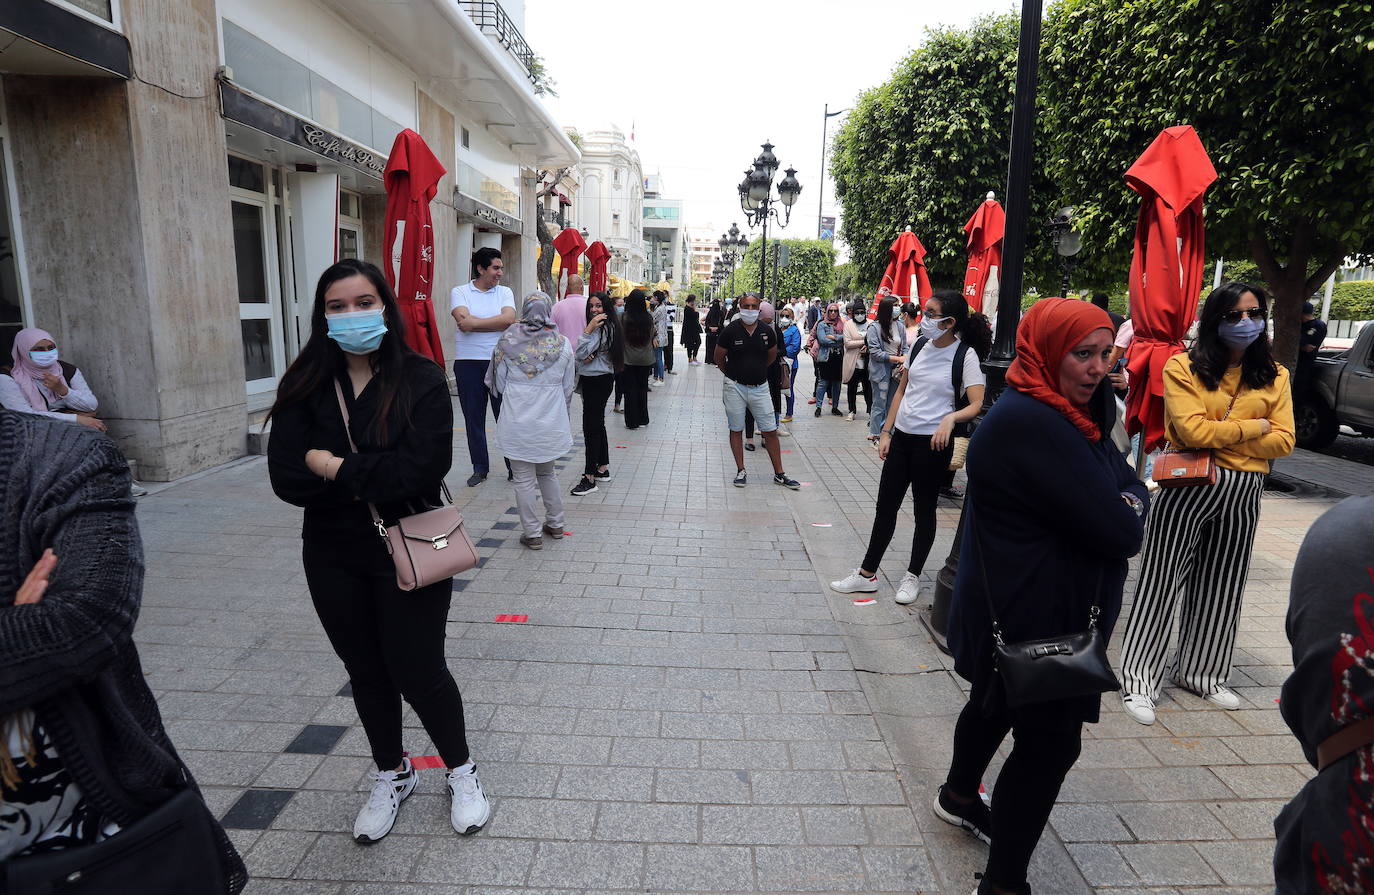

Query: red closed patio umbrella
left=1123, top=125, right=1218, bottom=452
left=382, top=128, right=447, bottom=363
left=552, top=227, right=587, bottom=297
left=962, top=193, right=1005, bottom=314
left=876, top=228, right=933, bottom=313
left=585, top=240, right=610, bottom=294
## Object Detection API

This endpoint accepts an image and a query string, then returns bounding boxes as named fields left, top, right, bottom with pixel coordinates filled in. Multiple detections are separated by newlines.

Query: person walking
left=714, top=293, right=800, bottom=490
left=620, top=289, right=655, bottom=429
left=571, top=291, right=624, bottom=496
left=813, top=302, right=845, bottom=417
left=651, top=291, right=669, bottom=385
left=940, top=297, right=1148, bottom=895
left=1273, top=495, right=1374, bottom=893
left=1, top=327, right=106, bottom=432
left=831, top=291, right=988, bottom=604
left=0, top=410, right=247, bottom=892
left=842, top=301, right=873, bottom=422
left=449, top=247, right=516, bottom=486
left=1118, top=281, right=1295, bottom=725
left=779, top=305, right=802, bottom=422
left=268, top=259, right=489, bottom=844
left=681, top=294, right=703, bottom=364
left=704, top=298, right=724, bottom=366
left=487, top=292, right=576, bottom=549
left=865, top=296, right=909, bottom=446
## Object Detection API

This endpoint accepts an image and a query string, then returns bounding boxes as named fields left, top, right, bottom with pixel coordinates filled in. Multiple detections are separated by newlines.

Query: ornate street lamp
left=1045, top=206, right=1082, bottom=296
left=736, top=140, right=801, bottom=302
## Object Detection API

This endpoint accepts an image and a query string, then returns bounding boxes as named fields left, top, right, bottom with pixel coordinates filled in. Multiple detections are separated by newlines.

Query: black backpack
left=907, top=337, right=976, bottom=436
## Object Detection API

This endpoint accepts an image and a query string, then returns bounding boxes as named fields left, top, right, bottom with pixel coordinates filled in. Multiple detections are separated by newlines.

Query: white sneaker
left=1204, top=687, right=1242, bottom=711
left=830, top=569, right=878, bottom=594
left=353, top=757, right=417, bottom=843
left=1121, top=693, right=1156, bottom=726
left=894, top=572, right=923, bottom=605
left=845, top=412, right=856, bottom=421
left=446, top=762, right=491, bottom=835
left=776, top=426, right=792, bottom=437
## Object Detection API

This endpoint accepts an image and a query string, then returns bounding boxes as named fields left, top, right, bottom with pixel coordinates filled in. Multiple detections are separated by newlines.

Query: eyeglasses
left=1221, top=308, right=1267, bottom=323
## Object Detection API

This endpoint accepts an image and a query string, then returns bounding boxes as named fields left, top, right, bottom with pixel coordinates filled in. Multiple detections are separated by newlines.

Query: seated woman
left=0, top=328, right=105, bottom=432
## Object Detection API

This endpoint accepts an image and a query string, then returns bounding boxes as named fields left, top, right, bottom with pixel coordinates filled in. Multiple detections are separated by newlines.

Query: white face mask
left=738, top=309, right=760, bottom=325
left=919, top=315, right=950, bottom=340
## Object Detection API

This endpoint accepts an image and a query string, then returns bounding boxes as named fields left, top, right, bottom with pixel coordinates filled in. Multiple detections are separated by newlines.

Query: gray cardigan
left=576, top=329, right=615, bottom=376
left=866, top=320, right=908, bottom=380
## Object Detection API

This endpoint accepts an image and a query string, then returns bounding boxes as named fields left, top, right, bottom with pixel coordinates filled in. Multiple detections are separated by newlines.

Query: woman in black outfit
left=266, top=259, right=488, bottom=845
left=681, top=294, right=703, bottom=364
left=620, top=289, right=655, bottom=428
left=703, top=299, right=724, bottom=366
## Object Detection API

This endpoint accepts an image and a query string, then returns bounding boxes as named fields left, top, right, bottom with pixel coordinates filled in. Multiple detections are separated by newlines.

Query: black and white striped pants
left=1119, top=466, right=1266, bottom=699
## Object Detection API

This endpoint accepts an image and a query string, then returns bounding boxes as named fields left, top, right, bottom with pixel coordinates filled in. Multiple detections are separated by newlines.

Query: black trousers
left=664, top=329, right=674, bottom=372
left=684, top=335, right=701, bottom=360
left=847, top=375, right=872, bottom=414
left=861, top=430, right=951, bottom=575
left=580, top=373, right=614, bottom=476
left=623, top=364, right=652, bottom=427
left=947, top=687, right=1084, bottom=890
left=613, top=370, right=623, bottom=406
left=705, top=332, right=718, bottom=365
left=303, top=537, right=469, bottom=770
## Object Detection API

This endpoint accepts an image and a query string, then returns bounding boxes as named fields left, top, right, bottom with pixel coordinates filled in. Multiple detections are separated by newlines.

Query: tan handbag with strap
left=1153, top=385, right=1241, bottom=489
left=334, top=380, right=478, bottom=590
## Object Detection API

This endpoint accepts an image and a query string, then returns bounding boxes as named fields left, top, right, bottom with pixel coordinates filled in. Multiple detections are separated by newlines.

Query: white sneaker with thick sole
left=830, top=569, right=879, bottom=594
left=447, top=762, right=491, bottom=835
left=1121, top=693, right=1156, bottom=725
left=894, top=572, right=923, bottom=605
left=353, top=757, right=417, bottom=843
left=1204, top=687, right=1242, bottom=711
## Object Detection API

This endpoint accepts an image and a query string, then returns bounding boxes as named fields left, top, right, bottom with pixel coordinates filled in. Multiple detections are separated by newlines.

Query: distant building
left=571, top=125, right=646, bottom=282
left=690, top=230, right=723, bottom=284
left=642, top=174, right=688, bottom=292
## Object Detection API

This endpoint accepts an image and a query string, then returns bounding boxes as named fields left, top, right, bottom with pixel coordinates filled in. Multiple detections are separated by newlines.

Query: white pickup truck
left=1296, top=323, right=1374, bottom=448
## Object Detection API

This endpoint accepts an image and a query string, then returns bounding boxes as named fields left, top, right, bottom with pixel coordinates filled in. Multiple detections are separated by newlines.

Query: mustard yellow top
left=1162, top=353, right=1295, bottom=474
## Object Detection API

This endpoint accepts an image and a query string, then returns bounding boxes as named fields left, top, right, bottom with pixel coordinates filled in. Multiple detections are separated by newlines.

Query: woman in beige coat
left=841, top=301, right=873, bottom=422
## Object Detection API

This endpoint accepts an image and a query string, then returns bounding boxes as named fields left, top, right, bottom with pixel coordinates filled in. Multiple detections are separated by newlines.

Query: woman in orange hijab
left=939, top=298, right=1150, bottom=895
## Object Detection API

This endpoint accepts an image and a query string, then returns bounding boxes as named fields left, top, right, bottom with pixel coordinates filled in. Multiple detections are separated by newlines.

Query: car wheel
left=1295, top=398, right=1339, bottom=450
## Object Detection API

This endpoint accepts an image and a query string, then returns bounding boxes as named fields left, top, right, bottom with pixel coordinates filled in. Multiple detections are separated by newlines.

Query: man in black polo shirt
left=714, top=293, right=800, bottom=489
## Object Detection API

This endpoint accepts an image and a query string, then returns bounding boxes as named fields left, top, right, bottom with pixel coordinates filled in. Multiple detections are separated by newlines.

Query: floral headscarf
left=487, top=292, right=565, bottom=382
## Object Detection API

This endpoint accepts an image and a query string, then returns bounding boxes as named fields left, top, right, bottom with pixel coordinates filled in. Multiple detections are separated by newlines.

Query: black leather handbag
left=976, top=538, right=1120, bottom=709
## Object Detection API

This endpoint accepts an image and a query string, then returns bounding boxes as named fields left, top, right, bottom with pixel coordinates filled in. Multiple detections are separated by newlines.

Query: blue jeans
left=785, top=358, right=799, bottom=416
left=453, top=359, right=503, bottom=476
left=1129, top=432, right=1158, bottom=480
left=653, top=347, right=665, bottom=380
left=815, top=376, right=839, bottom=408
left=870, top=374, right=894, bottom=437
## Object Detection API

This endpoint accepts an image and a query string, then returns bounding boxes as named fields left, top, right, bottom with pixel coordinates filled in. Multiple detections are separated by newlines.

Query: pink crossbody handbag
left=334, top=380, right=479, bottom=590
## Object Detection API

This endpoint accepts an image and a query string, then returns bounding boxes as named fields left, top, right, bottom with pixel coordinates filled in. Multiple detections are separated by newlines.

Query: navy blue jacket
left=947, top=387, right=1148, bottom=721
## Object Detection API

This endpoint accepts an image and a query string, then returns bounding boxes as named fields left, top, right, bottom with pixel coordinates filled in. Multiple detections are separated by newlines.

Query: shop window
left=56, top=0, right=114, bottom=22
left=339, top=190, right=362, bottom=219
left=612, top=213, right=620, bottom=237
left=228, top=155, right=265, bottom=193
left=231, top=201, right=268, bottom=304
left=240, top=319, right=273, bottom=381
left=461, top=127, right=470, bottom=149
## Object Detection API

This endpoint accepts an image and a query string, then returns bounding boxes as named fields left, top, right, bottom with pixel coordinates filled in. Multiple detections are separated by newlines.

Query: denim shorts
left=723, top=379, right=777, bottom=432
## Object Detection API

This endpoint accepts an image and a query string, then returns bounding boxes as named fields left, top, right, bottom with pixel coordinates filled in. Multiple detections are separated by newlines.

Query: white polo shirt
left=449, top=281, right=516, bottom=361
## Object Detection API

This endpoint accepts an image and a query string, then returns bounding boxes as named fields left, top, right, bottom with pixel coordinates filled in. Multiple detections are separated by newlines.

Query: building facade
left=0, top=0, right=575, bottom=480
left=690, top=229, right=723, bottom=284
left=641, top=174, right=689, bottom=293
left=570, top=125, right=646, bottom=282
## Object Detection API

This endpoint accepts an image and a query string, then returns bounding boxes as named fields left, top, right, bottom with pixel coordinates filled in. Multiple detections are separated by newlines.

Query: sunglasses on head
left=1221, top=307, right=1266, bottom=323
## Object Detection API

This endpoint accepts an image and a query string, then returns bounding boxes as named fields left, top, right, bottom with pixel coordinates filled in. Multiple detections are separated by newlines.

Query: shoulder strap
left=907, top=336, right=928, bottom=367
left=333, top=379, right=386, bottom=537
left=952, top=341, right=971, bottom=412
left=58, top=360, right=78, bottom=383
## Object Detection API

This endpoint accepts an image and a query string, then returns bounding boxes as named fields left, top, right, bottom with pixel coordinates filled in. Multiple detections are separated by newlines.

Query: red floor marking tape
left=615, top=445, right=629, bottom=449
left=852, top=598, right=877, bottom=606
left=562, top=531, right=573, bottom=536
left=409, top=755, right=445, bottom=770
left=494, top=614, right=528, bottom=623
left=781, top=449, right=793, bottom=453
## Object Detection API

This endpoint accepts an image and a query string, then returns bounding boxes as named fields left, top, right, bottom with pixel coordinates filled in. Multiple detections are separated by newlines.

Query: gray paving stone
left=1197, top=839, right=1283, bottom=885
left=1116, top=801, right=1230, bottom=841
left=483, top=796, right=597, bottom=840
left=296, top=832, right=425, bottom=882
left=410, top=837, right=537, bottom=887
left=655, top=769, right=752, bottom=804
left=1119, top=842, right=1222, bottom=886
left=243, top=829, right=318, bottom=879
left=595, top=802, right=699, bottom=843
left=525, top=841, right=644, bottom=888
left=1051, top=804, right=1133, bottom=842
left=643, top=843, right=755, bottom=891
left=860, top=846, right=940, bottom=892
left=701, top=805, right=804, bottom=845
left=554, top=766, right=654, bottom=801
left=1066, top=843, right=1139, bottom=887
left=755, top=845, right=868, bottom=891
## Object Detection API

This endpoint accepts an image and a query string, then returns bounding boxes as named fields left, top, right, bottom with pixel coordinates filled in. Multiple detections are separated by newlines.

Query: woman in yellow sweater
left=1119, top=282, right=1294, bottom=725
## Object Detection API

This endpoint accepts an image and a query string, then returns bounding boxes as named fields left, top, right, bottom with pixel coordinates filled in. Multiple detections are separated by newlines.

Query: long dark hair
left=1188, top=281, right=1278, bottom=391
left=901, top=301, right=920, bottom=323
left=927, top=289, right=992, bottom=361
left=622, top=288, right=653, bottom=347
left=587, top=290, right=625, bottom=372
left=268, top=259, right=416, bottom=442
left=875, top=296, right=897, bottom=336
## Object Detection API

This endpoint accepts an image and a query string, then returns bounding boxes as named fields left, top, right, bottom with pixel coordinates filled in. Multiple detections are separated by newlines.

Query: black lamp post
left=1046, top=206, right=1082, bottom=295
left=737, top=141, right=801, bottom=302
left=719, top=223, right=748, bottom=298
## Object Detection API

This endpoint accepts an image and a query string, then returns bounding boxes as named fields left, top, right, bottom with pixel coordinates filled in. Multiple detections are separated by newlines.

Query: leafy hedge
left=1331, top=281, right=1374, bottom=320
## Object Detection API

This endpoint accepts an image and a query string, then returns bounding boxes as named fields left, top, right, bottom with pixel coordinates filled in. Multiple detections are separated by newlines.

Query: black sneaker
left=830, top=408, right=844, bottom=417
left=744, top=442, right=756, bottom=451
left=570, top=478, right=598, bottom=496
left=940, top=485, right=965, bottom=500
left=773, top=473, right=801, bottom=490
left=814, top=406, right=822, bottom=417
left=733, top=469, right=747, bottom=488
left=933, top=784, right=992, bottom=844
left=466, top=472, right=487, bottom=487
left=595, top=469, right=612, bottom=481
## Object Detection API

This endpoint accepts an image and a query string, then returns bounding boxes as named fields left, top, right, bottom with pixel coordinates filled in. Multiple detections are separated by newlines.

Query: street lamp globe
left=757, top=141, right=780, bottom=181
left=736, top=235, right=749, bottom=256
left=747, top=166, right=771, bottom=204
left=776, top=167, right=802, bottom=208
left=737, top=179, right=753, bottom=215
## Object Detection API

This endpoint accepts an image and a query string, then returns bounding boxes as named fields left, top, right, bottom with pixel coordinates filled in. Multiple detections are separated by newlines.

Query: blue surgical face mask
left=28, top=349, right=59, bottom=368
left=738, top=309, right=760, bottom=325
left=1218, top=316, right=1265, bottom=349
left=615, top=305, right=625, bottom=314
left=781, top=317, right=794, bottom=328
left=326, top=309, right=388, bottom=355
left=919, top=315, right=950, bottom=341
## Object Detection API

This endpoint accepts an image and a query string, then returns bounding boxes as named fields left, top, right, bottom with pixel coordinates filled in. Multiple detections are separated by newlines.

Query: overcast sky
left=525, top=0, right=1016, bottom=262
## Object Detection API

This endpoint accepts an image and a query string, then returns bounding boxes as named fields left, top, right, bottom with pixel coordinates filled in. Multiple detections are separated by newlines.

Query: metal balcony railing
left=461, top=0, right=536, bottom=82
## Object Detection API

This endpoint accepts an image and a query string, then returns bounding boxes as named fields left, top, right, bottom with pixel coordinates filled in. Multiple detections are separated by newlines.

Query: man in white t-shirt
left=450, top=247, right=517, bottom=486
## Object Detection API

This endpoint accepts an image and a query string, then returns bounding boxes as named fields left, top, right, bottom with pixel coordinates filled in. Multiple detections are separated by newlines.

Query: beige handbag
left=334, top=381, right=478, bottom=590
left=948, top=436, right=970, bottom=471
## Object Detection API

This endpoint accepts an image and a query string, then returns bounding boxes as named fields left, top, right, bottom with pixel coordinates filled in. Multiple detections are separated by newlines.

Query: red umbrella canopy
left=962, top=198, right=1005, bottom=314
left=552, top=227, right=587, bottom=297
left=383, top=129, right=447, bottom=363
left=876, top=230, right=933, bottom=314
left=1123, top=125, right=1218, bottom=451
left=585, top=241, right=610, bottom=294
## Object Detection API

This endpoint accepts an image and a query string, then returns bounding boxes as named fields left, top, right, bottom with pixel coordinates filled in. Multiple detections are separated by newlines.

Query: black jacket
left=268, top=354, right=453, bottom=539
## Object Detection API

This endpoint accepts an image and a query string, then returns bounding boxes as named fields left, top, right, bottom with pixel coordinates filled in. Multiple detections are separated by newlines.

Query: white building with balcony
left=0, top=0, right=576, bottom=480
left=571, top=125, right=647, bottom=283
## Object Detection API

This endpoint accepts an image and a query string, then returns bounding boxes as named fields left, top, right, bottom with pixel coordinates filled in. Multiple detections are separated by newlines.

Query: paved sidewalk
left=131, top=346, right=1339, bottom=894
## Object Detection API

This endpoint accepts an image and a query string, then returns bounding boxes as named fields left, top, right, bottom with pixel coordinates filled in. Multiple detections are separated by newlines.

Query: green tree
left=1040, top=0, right=1374, bottom=365
left=734, top=238, right=836, bottom=303
left=830, top=15, right=1061, bottom=296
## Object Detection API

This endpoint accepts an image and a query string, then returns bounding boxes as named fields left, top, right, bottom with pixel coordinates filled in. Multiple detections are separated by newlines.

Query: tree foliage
left=1040, top=0, right=1374, bottom=364
left=830, top=16, right=1060, bottom=296
left=1330, top=281, right=1374, bottom=320
left=734, top=238, right=836, bottom=303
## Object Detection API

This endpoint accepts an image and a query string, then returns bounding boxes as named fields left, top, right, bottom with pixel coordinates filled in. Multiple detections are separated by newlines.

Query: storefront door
left=228, top=154, right=288, bottom=399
